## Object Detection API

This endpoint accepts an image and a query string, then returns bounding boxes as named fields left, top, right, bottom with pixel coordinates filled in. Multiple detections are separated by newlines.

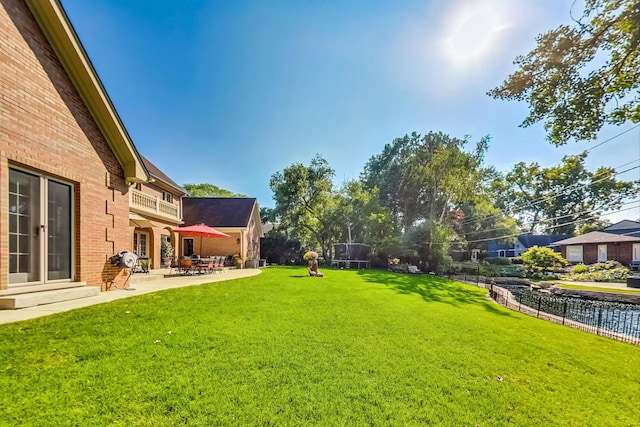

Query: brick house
left=181, top=198, right=263, bottom=266
left=0, top=0, right=158, bottom=300
left=129, top=156, right=186, bottom=269
left=555, top=231, right=640, bottom=266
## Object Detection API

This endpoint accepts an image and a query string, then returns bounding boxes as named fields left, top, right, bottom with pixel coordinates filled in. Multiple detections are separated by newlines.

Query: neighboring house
left=555, top=231, right=640, bottom=266
left=602, top=220, right=640, bottom=238
left=181, top=198, right=264, bottom=264
left=129, top=156, right=186, bottom=269
left=1, top=0, right=152, bottom=297
left=487, top=234, right=570, bottom=258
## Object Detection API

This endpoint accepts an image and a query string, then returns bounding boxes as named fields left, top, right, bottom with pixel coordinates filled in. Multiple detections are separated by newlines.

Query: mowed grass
left=0, top=268, right=638, bottom=426
left=555, top=283, right=640, bottom=294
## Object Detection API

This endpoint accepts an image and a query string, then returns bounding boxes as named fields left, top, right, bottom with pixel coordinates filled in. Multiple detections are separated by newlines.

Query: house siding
left=562, top=243, right=635, bottom=265
left=1, top=0, right=131, bottom=290
left=132, top=181, right=183, bottom=268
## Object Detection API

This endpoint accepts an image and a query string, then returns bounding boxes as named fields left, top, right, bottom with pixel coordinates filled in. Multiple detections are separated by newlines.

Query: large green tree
left=489, top=0, right=640, bottom=144
left=493, top=152, right=639, bottom=234
left=269, top=155, right=338, bottom=261
left=457, top=199, right=519, bottom=253
left=362, top=131, right=491, bottom=270
left=362, top=132, right=490, bottom=227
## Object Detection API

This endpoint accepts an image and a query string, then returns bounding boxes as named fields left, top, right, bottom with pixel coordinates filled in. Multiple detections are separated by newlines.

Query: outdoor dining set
left=172, top=256, right=227, bottom=275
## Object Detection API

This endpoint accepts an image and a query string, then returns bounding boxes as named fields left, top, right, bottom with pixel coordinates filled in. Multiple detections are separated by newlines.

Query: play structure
left=331, top=243, right=370, bottom=269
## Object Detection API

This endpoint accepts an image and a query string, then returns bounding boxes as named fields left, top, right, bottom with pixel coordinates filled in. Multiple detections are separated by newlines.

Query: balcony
left=129, top=188, right=181, bottom=223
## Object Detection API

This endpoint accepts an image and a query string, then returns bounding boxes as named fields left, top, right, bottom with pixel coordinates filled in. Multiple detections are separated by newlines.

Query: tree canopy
left=489, top=0, right=640, bottom=144
left=492, top=151, right=638, bottom=234
left=183, top=183, right=247, bottom=198
left=269, top=155, right=337, bottom=260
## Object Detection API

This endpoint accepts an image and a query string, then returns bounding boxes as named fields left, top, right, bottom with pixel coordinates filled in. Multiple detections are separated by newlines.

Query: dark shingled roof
left=603, top=220, right=640, bottom=237
left=518, top=234, right=571, bottom=248
left=140, top=155, right=185, bottom=194
left=182, top=198, right=257, bottom=228
left=554, top=231, right=640, bottom=246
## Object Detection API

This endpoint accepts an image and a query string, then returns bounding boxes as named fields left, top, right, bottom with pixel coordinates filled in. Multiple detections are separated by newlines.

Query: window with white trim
left=566, top=245, right=583, bottom=262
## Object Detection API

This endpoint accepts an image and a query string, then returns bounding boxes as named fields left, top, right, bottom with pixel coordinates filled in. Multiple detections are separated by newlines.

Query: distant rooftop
left=182, top=198, right=258, bottom=228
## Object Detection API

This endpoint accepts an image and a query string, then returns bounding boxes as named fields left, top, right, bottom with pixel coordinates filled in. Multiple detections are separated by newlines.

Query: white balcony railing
left=129, top=188, right=180, bottom=222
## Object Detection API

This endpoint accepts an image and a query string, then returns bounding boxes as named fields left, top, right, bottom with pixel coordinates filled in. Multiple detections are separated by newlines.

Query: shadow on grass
left=357, top=269, right=515, bottom=316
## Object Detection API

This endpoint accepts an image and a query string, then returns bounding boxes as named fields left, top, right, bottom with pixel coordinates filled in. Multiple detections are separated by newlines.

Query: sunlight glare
left=440, top=0, right=514, bottom=68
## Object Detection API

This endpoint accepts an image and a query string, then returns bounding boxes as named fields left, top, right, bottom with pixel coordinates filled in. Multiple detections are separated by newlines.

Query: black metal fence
left=488, top=285, right=640, bottom=345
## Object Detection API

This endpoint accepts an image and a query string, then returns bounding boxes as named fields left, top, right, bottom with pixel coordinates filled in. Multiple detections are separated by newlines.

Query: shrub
left=569, top=267, right=630, bottom=282
left=484, top=257, right=512, bottom=265
left=573, top=264, right=588, bottom=274
left=589, top=261, right=624, bottom=272
left=521, top=246, right=568, bottom=278
left=497, top=265, right=525, bottom=277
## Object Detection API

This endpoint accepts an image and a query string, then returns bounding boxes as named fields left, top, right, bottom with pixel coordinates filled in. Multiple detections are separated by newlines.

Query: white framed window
left=162, top=191, right=173, bottom=203
left=633, top=243, right=640, bottom=262
left=566, top=245, right=583, bottom=262
left=133, top=230, right=149, bottom=257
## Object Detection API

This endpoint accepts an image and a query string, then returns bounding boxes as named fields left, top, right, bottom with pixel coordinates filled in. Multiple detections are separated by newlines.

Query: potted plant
left=138, top=258, right=150, bottom=274
left=233, top=254, right=244, bottom=269
left=161, top=239, right=173, bottom=267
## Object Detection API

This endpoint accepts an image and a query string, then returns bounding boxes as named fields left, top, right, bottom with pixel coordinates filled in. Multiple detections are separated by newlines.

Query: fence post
left=562, top=301, right=568, bottom=325
left=476, top=265, right=480, bottom=286
left=536, top=296, right=542, bottom=318
left=597, top=308, right=603, bottom=336
left=518, top=293, right=522, bottom=312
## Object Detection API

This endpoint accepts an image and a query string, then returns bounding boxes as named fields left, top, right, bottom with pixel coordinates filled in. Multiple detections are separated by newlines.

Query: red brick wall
left=181, top=232, right=241, bottom=258
left=0, top=0, right=131, bottom=290
left=617, top=243, right=633, bottom=266
left=562, top=243, right=636, bottom=266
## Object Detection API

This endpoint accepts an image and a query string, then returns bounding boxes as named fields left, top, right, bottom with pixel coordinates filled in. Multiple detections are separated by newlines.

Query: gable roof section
left=140, top=155, right=186, bottom=195
left=25, top=0, right=148, bottom=183
left=602, top=220, right=640, bottom=237
left=182, top=198, right=258, bottom=228
left=517, top=234, right=572, bottom=248
left=554, top=231, right=640, bottom=246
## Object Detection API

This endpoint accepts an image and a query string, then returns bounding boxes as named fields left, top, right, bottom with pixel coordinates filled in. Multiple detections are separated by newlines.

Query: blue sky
left=61, top=0, right=639, bottom=221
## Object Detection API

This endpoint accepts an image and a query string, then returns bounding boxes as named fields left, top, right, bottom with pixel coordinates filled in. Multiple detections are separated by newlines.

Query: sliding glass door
left=8, top=169, right=73, bottom=286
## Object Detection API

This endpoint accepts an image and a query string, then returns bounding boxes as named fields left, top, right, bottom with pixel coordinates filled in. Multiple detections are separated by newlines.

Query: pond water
left=505, top=287, right=640, bottom=340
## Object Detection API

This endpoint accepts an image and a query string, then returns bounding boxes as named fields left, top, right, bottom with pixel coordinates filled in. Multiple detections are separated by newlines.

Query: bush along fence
left=489, top=284, right=640, bottom=346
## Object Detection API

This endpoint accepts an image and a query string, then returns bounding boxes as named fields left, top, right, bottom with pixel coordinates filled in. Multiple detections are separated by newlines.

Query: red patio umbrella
left=173, top=223, right=230, bottom=255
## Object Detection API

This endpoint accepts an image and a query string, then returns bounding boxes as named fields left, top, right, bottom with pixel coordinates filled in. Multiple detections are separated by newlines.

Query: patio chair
left=169, top=257, right=180, bottom=275
left=203, top=257, right=215, bottom=274
left=213, top=256, right=225, bottom=273
left=179, top=258, right=193, bottom=275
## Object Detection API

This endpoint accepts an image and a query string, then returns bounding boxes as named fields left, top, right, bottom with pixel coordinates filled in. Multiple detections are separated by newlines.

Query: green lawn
left=1, top=267, right=638, bottom=426
left=555, top=283, right=640, bottom=294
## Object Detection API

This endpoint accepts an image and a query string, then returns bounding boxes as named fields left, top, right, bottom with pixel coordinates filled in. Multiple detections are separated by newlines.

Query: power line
left=465, top=199, right=640, bottom=236
left=585, top=124, right=640, bottom=153
left=458, top=159, right=640, bottom=227
left=464, top=203, right=640, bottom=244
